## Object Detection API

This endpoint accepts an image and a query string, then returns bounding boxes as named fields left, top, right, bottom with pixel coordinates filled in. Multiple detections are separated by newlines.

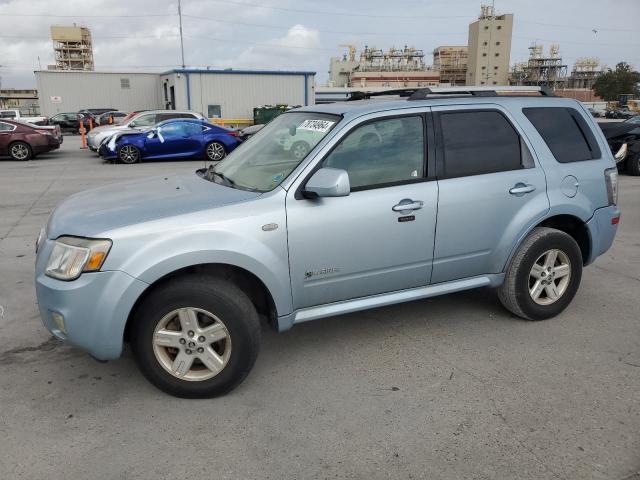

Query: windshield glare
left=211, top=112, right=340, bottom=192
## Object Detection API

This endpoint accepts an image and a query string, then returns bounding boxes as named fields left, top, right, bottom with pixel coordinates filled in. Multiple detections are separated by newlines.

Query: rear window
left=523, top=107, right=601, bottom=163
left=439, top=110, right=522, bottom=178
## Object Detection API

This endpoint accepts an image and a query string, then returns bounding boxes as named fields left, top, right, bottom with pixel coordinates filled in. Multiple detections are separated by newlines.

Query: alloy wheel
left=119, top=145, right=139, bottom=163
left=152, top=307, right=232, bottom=381
left=528, top=249, right=571, bottom=305
left=11, top=143, right=30, bottom=160
left=207, top=142, right=226, bottom=161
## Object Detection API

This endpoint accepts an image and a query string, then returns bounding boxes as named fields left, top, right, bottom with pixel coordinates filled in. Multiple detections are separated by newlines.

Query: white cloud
left=234, top=24, right=321, bottom=70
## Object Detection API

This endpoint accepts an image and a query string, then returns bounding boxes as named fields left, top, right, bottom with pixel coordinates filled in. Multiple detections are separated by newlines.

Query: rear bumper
left=35, top=256, right=148, bottom=360
left=585, top=205, right=620, bottom=265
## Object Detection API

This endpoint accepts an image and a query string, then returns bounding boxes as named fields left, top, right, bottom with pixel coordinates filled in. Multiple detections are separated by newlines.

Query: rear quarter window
left=523, top=107, right=601, bottom=163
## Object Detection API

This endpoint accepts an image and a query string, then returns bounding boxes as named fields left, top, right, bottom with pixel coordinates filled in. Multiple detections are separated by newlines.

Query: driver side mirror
left=146, top=129, right=157, bottom=139
left=303, top=168, right=350, bottom=198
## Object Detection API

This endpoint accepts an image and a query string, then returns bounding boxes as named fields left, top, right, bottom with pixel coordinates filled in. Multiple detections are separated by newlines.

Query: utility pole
left=178, top=0, right=186, bottom=68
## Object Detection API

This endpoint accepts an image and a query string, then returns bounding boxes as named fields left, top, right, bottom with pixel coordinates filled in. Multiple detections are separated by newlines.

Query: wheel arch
left=504, top=213, right=591, bottom=271
left=124, top=262, right=279, bottom=343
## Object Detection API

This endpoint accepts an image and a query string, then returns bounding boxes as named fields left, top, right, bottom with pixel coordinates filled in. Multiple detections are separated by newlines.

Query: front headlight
left=45, top=236, right=112, bottom=281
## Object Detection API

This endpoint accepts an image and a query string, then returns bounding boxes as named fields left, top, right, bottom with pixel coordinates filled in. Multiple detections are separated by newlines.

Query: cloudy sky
left=1, top=0, right=639, bottom=88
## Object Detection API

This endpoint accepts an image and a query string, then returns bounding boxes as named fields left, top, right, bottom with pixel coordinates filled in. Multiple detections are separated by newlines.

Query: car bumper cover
left=36, top=267, right=148, bottom=360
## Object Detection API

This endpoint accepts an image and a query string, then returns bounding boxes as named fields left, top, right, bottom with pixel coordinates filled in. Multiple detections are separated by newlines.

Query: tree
left=593, top=62, right=640, bottom=101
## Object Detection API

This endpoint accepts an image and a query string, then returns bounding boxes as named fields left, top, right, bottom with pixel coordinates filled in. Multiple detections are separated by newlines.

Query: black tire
left=626, top=153, right=640, bottom=176
left=205, top=141, right=226, bottom=162
left=130, top=275, right=261, bottom=398
left=498, top=227, right=583, bottom=321
left=117, top=144, right=141, bottom=164
left=8, top=141, right=32, bottom=161
left=290, top=141, right=310, bottom=160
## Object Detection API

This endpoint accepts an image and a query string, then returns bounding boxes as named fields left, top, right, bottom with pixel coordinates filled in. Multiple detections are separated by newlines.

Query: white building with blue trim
left=35, top=69, right=315, bottom=122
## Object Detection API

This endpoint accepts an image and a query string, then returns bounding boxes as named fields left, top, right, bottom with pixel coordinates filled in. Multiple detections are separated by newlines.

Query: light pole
left=178, top=0, right=186, bottom=68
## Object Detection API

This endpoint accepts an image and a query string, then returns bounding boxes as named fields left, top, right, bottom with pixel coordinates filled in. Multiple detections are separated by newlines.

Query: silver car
left=35, top=87, right=620, bottom=398
left=86, top=110, right=206, bottom=151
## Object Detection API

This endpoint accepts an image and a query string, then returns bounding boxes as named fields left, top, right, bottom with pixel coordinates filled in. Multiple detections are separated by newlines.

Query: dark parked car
left=0, top=119, right=62, bottom=160
left=48, top=112, right=87, bottom=133
left=599, top=116, right=640, bottom=175
left=97, top=111, right=127, bottom=126
left=604, top=108, right=637, bottom=120
left=99, top=118, right=241, bottom=164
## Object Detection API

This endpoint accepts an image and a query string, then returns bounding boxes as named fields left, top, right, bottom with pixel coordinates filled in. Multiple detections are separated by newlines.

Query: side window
left=131, top=114, right=156, bottom=127
left=322, top=116, right=425, bottom=190
left=523, top=107, right=601, bottom=163
left=0, top=122, right=15, bottom=131
left=439, top=110, right=522, bottom=178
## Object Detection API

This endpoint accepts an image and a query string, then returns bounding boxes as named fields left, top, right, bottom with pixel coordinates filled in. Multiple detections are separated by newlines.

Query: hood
left=46, top=173, right=261, bottom=239
left=598, top=121, right=639, bottom=139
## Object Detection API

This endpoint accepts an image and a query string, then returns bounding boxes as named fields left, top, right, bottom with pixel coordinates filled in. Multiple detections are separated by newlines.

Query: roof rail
left=408, top=85, right=555, bottom=100
left=347, top=89, right=418, bottom=101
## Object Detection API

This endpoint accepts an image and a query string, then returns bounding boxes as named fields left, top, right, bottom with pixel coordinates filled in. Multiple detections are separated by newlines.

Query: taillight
left=604, top=167, right=618, bottom=205
left=228, top=131, right=239, bottom=137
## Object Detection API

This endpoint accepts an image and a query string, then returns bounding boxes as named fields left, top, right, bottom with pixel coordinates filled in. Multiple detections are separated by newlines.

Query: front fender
left=102, top=194, right=292, bottom=315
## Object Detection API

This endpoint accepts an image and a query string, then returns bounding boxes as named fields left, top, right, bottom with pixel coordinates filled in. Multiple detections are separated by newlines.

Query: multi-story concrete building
left=433, top=46, right=468, bottom=86
left=49, top=25, right=94, bottom=71
left=466, top=5, right=513, bottom=86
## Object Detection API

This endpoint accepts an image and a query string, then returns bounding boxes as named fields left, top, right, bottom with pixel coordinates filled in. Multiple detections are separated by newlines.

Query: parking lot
left=1, top=136, right=639, bottom=479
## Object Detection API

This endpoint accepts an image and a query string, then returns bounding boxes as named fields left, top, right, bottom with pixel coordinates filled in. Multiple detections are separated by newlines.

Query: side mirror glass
left=303, top=168, right=350, bottom=198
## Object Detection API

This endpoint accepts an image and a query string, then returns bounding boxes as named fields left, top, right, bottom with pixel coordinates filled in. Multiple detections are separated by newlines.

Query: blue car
left=99, top=118, right=241, bottom=164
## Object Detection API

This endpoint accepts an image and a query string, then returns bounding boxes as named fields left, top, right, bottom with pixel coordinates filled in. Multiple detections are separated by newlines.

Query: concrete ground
left=0, top=136, right=638, bottom=480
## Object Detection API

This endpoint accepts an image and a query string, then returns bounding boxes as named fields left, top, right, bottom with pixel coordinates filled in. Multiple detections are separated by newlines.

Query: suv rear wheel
left=498, top=227, right=583, bottom=320
left=131, top=275, right=261, bottom=398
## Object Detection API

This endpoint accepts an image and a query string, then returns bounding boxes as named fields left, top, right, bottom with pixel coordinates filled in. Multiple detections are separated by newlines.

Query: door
left=431, top=106, right=549, bottom=284
left=0, top=121, right=16, bottom=154
left=286, top=114, right=439, bottom=309
left=145, top=121, right=202, bottom=157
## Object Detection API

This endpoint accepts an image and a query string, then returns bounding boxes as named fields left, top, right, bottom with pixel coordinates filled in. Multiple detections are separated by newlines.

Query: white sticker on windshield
left=298, top=119, right=335, bottom=133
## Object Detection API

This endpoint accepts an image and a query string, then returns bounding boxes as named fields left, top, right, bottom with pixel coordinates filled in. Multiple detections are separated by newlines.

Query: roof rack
left=345, top=86, right=555, bottom=102
left=347, top=89, right=419, bottom=101
left=408, top=85, right=555, bottom=100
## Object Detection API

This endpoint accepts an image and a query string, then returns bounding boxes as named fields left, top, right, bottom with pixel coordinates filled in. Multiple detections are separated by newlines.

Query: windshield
left=624, top=115, right=640, bottom=124
left=210, top=112, right=340, bottom=192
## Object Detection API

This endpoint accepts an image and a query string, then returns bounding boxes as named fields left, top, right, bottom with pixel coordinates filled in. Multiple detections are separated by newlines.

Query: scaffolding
left=50, top=25, right=94, bottom=71
left=357, top=45, right=428, bottom=72
left=433, top=46, right=468, bottom=86
left=517, top=44, right=567, bottom=88
left=567, top=57, right=601, bottom=89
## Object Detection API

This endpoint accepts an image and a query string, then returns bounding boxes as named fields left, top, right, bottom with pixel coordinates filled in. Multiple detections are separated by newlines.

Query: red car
left=0, top=119, right=62, bottom=160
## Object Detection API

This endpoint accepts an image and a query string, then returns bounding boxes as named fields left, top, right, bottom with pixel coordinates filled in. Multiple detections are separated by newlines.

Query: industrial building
left=433, top=46, right=468, bottom=86
left=0, top=89, right=39, bottom=114
left=327, top=45, right=440, bottom=88
left=466, top=5, right=513, bottom=86
left=511, top=44, right=568, bottom=89
left=49, top=25, right=94, bottom=71
left=35, top=69, right=315, bottom=121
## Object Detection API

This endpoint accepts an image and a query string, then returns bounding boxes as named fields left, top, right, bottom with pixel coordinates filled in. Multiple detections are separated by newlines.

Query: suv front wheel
left=131, top=275, right=261, bottom=398
left=498, top=227, right=583, bottom=321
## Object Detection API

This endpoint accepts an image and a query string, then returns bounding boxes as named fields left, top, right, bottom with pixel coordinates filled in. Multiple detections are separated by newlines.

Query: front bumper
left=35, top=239, right=148, bottom=360
left=585, top=205, right=620, bottom=265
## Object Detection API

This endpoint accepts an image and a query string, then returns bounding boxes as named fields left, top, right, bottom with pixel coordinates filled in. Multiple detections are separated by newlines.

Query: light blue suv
left=35, top=87, right=620, bottom=398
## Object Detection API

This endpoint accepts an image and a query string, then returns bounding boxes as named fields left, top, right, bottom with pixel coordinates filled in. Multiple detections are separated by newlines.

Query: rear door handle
left=392, top=199, right=424, bottom=213
left=509, top=183, right=536, bottom=196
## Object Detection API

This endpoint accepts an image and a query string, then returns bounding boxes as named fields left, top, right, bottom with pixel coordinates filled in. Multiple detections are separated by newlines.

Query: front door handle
left=509, top=183, right=536, bottom=196
left=392, top=199, right=424, bottom=213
